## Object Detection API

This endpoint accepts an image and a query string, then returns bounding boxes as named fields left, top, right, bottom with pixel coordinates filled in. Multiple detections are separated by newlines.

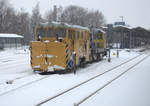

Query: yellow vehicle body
left=93, top=32, right=106, bottom=48
left=100, top=33, right=106, bottom=48
left=30, top=22, right=90, bottom=72
left=90, top=28, right=107, bottom=61
left=31, top=41, right=68, bottom=71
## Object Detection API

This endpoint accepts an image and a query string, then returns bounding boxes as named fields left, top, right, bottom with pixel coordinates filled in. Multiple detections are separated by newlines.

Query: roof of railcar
left=92, top=28, right=106, bottom=34
left=38, top=21, right=90, bottom=31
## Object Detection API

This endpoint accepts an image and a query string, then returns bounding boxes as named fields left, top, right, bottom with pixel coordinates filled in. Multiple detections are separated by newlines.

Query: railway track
left=74, top=54, right=150, bottom=106
left=0, top=59, right=29, bottom=70
left=0, top=58, right=28, bottom=65
left=0, top=54, right=29, bottom=70
left=0, top=71, right=35, bottom=85
left=0, top=74, right=50, bottom=96
left=36, top=53, right=148, bottom=106
left=0, top=52, right=147, bottom=101
left=0, top=52, right=27, bottom=61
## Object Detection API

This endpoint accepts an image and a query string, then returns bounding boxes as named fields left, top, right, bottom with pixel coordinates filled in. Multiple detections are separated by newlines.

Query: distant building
left=106, top=22, right=150, bottom=49
left=113, top=25, right=132, bottom=48
left=0, top=34, right=24, bottom=49
left=114, top=21, right=126, bottom=26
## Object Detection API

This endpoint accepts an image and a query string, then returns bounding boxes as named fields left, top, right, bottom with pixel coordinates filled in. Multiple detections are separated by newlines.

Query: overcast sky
left=10, top=0, right=150, bottom=29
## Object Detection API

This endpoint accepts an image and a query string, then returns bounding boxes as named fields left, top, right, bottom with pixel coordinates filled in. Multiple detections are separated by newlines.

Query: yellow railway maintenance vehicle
left=90, top=28, right=107, bottom=62
left=30, top=22, right=91, bottom=73
left=30, top=22, right=107, bottom=73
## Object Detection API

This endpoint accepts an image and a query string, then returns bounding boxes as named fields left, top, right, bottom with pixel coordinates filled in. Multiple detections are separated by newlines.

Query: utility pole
left=119, top=16, right=124, bottom=48
left=53, top=5, right=57, bottom=22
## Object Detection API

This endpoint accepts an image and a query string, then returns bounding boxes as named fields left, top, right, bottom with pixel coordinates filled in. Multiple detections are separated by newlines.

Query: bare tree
left=45, top=5, right=63, bottom=22
left=31, top=2, right=42, bottom=40
left=0, top=0, right=32, bottom=44
left=60, top=5, right=106, bottom=28
left=0, top=0, right=9, bottom=32
left=17, top=9, right=31, bottom=44
left=0, top=2, right=106, bottom=44
left=45, top=9, right=53, bottom=22
left=44, top=5, right=106, bottom=28
left=60, top=5, right=87, bottom=26
left=85, top=10, right=106, bottom=28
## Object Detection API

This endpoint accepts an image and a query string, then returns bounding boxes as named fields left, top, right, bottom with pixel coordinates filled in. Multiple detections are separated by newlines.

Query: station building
left=106, top=22, right=150, bottom=49
left=0, top=34, right=24, bottom=49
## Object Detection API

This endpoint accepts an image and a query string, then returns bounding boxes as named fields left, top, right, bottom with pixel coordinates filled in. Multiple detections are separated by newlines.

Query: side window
left=87, top=32, right=90, bottom=40
left=100, top=32, right=103, bottom=40
left=84, top=31, right=86, bottom=40
left=81, top=32, right=84, bottom=40
left=63, top=29, right=66, bottom=37
left=97, top=31, right=100, bottom=40
left=77, top=31, right=80, bottom=40
left=73, top=31, right=75, bottom=40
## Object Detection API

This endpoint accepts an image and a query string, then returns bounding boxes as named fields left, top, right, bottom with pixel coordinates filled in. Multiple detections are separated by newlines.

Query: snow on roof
left=93, top=28, right=106, bottom=33
left=97, top=28, right=106, bottom=33
left=101, top=26, right=108, bottom=29
left=114, top=25, right=132, bottom=29
left=39, top=21, right=90, bottom=31
left=0, top=34, right=24, bottom=38
left=72, top=25, right=89, bottom=31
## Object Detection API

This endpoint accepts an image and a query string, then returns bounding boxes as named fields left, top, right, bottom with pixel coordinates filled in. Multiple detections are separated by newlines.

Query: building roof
left=0, top=34, right=24, bottom=38
left=114, top=25, right=132, bottom=29
left=132, top=27, right=150, bottom=38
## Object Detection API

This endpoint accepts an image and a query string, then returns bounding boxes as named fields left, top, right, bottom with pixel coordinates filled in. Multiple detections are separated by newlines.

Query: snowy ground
left=0, top=47, right=149, bottom=106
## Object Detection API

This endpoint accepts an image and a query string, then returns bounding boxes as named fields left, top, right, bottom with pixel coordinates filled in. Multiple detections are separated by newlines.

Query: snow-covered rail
left=74, top=54, right=150, bottom=106
left=0, top=59, right=29, bottom=70
left=0, top=75, right=50, bottom=96
left=36, top=53, right=148, bottom=106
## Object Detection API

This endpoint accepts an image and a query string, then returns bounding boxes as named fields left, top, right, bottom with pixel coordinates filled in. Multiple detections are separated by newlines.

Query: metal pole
left=117, top=45, right=119, bottom=58
left=108, top=49, right=111, bottom=62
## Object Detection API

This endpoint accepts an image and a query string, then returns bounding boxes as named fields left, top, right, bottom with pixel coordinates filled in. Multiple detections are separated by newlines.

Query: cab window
left=99, top=32, right=103, bottom=40
left=77, top=31, right=80, bottom=40
left=55, top=28, right=66, bottom=37
left=97, top=31, right=100, bottom=40
left=37, top=28, right=46, bottom=38
left=72, top=31, right=75, bottom=40
left=81, top=32, right=84, bottom=40
left=48, top=28, right=54, bottom=37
